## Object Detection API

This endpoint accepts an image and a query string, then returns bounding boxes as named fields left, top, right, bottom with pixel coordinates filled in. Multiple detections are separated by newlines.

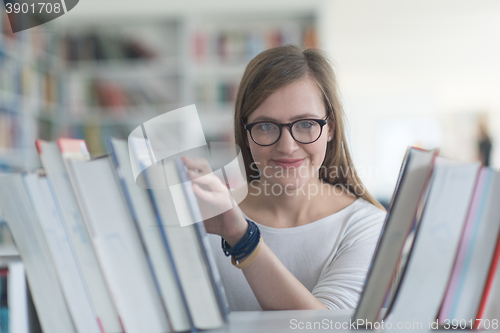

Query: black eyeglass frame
left=244, top=115, right=330, bottom=147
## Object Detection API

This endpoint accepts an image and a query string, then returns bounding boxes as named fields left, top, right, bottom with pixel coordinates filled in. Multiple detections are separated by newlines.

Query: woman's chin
left=267, top=177, right=310, bottom=193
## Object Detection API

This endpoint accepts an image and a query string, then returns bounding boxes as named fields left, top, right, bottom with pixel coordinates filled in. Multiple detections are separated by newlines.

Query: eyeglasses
left=244, top=115, right=330, bottom=147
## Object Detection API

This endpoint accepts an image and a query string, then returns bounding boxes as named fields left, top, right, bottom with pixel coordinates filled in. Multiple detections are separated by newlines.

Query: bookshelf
left=0, top=5, right=63, bottom=173
left=57, top=20, right=186, bottom=155
left=0, top=4, right=63, bottom=261
left=1, top=10, right=318, bottom=162
left=55, top=13, right=317, bottom=155
left=185, top=14, right=317, bottom=141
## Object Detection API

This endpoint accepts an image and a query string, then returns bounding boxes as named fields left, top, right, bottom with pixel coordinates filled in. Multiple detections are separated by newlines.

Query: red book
left=474, top=230, right=500, bottom=329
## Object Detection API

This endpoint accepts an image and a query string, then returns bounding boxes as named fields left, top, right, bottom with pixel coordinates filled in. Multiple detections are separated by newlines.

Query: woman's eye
left=258, top=123, right=275, bottom=131
left=297, top=121, right=314, bottom=129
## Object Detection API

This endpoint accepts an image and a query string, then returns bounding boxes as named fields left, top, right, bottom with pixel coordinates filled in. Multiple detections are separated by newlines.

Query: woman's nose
left=275, top=127, right=299, bottom=155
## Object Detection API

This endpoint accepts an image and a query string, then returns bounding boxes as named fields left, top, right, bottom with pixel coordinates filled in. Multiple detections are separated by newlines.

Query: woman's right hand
left=181, top=156, right=249, bottom=246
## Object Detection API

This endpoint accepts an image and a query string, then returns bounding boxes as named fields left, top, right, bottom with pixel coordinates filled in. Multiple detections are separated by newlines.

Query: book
left=438, top=167, right=500, bottom=326
left=0, top=174, right=76, bottom=333
left=109, top=138, right=192, bottom=332
left=137, top=154, right=227, bottom=330
left=23, top=173, right=102, bottom=333
left=173, top=157, right=230, bottom=320
left=36, top=140, right=123, bottom=333
left=6, top=260, right=29, bottom=333
left=384, top=158, right=480, bottom=324
left=476, top=221, right=500, bottom=328
left=66, top=155, right=171, bottom=333
left=353, top=147, right=437, bottom=324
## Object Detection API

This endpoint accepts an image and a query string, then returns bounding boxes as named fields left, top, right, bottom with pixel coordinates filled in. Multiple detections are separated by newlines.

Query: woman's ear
left=327, top=118, right=335, bottom=142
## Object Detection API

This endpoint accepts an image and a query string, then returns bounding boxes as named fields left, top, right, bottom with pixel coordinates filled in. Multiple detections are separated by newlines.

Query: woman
left=182, top=45, right=386, bottom=311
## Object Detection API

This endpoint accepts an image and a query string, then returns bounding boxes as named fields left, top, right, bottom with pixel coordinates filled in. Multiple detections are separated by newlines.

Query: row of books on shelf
left=0, top=55, right=60, bottom=112
left=195, top=79, right=239, bottom=105
left=0, top=111, right=20, bottom=150
left=67, top=76, right=180, bottom=115
left=62, top=32, right=157, bottom=65
left=1, top=9, right=58, bottom=65
left=59, top=123, right=133, bottom=157
left=353, top=147, right=500, bottom=329
left=191, top=24, right=317, bottom=64
left=0, top=137, right=228, bottom=333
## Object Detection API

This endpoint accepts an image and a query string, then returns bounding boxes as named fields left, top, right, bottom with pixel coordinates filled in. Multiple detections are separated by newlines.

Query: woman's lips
left=272, top=158, right=305, bottom=168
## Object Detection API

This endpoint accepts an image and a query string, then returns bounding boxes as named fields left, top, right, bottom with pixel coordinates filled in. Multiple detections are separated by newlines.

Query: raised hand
left=181, top=156, right=248, bottom=245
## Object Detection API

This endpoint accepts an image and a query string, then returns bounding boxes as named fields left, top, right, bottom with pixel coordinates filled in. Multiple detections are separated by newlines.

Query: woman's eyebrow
left=251, top=113, right=321, bottom=122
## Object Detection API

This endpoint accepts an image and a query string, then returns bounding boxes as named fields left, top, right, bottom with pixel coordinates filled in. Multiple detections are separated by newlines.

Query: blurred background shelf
left=1, top=5, right=318, bottom=169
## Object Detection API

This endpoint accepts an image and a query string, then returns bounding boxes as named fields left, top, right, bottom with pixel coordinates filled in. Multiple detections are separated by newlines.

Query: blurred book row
left=195, top=79, right=238, bottom=105
left=1, top=10, right=59, bottom=66
left=0, top=138, right=228, bottom=333
left=191, top=22, right=317, bottom=64
left=1, top=8, right=318, bottom=170
left=0, top=58, right=60, bottom=112
left=62, top=32, right=157, bottom=64
left=66, top=76, right=181, bottom=115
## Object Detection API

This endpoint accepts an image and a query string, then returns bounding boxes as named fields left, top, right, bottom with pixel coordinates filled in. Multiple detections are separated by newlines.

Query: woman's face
left=246, top=76, right=334, bottom=191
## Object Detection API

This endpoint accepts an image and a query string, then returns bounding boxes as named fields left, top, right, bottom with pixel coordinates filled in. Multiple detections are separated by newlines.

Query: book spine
left=474, top=210, right=500, bottom=328
left=144, top=159, right=195, bottom=332
left=174, top=157, right=229, bottom=320
left=438, top=167, right=489, bottom=321
left=107, top=154, right=176, bottom=333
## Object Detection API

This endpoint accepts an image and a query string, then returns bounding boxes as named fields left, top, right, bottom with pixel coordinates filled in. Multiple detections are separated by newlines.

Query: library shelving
left=56, top=19, right=186, bottom=155
left=185, top=14, right=317, bottom=141
left=56, top=13, right=317, bottom=155
left=1, top=10, right=318, bottom=161
left=0, top=5, right=63, bottom=172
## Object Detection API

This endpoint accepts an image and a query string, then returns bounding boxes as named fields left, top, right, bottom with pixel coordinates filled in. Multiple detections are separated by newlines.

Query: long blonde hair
left=234, top=45, right=384, bottom=210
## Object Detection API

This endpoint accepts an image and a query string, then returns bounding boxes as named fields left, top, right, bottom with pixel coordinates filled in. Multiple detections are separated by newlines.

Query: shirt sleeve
left=311, top=208, right=386, bottom=309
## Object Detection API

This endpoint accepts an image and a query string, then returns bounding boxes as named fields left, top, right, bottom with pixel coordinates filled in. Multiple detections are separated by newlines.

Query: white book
left=23, top=174, right=102, bottom=333
left=36, top=140, right=122, bottom=333
left=0, top=174, right=76, bottom=333
left=173, top=157, right=230, bottom=320
left=67, top=156, right=170, bottom=333
left=7, top=261, right=29, bottom=333
left=147, top=159, right=226, bottom=330
left=354, top=147, right=437, bottom=324
left=110, top=138, right=192, bottom=332
left=385, top=158, right=480, bottom=324
left=439, top=167, right=500, bottom=323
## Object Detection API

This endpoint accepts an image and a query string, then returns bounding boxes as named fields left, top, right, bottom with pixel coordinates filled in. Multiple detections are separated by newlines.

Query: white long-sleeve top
left=207, top=198, right=386, bottom=311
